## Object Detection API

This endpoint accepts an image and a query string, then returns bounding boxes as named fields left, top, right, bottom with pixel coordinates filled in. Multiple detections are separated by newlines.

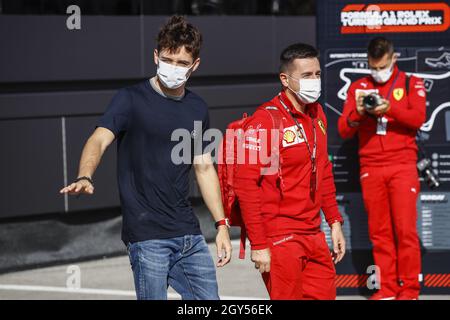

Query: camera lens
left=363, top=94, right=378, bottom=110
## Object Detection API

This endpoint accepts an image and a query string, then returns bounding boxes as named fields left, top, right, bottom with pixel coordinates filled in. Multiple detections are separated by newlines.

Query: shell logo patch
left=283, top=130, right=296, bottom=144
left=318, top=119, right=326, bottom=135
left=282, top=125, right=305, bottom=147
left=393, top=88, right=404, bottom=101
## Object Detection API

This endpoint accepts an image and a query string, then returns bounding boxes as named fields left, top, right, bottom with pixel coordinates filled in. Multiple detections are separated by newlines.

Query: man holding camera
left=338, top=37, right=426, bottom=300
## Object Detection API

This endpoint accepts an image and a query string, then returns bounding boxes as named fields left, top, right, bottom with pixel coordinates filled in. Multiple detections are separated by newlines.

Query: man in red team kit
left=234, top=43, right=346, bottom=300
left=338, top=37, right=426, bottom=300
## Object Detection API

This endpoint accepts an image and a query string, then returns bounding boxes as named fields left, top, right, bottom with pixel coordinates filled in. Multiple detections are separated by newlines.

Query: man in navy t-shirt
left=60, top=16, right=232, bottom=300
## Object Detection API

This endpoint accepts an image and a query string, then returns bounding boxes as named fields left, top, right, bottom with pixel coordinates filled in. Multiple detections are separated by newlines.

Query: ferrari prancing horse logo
left=318, top=119, right=326, bottom=135
left=393, top=88, right=404, bottom=101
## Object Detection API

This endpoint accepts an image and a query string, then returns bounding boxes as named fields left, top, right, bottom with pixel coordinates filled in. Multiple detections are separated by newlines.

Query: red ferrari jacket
left=338, top=65, right=426, bottom=167
left=234, top=91, right=343, bottom=250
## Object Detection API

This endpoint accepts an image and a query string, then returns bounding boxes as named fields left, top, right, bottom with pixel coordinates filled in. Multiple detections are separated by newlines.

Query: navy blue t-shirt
left=96, top=80, right=209, bottom=245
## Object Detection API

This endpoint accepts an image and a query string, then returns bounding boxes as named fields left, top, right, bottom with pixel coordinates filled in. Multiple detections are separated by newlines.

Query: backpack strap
left=238, top=106, right=284, bottom=259
left=404, top=72, right=410, bottom=96
left=225, top=113, right=248, bottom=192
left=261, top=106, right=285, bottom=191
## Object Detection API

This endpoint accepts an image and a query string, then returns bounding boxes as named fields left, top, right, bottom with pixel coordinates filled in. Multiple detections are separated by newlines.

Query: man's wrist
left=217, top=225, right=229, bottom=231
left=251, top=245, right=269, bottom=251
left=356, top=108, right=365, bottom=116
left=347, top=110, right=367, bottom=128
left=75, top=176, right=94, bottom=186
left=215, top=218, right=230, bottom=230
left=349, top=108, right=366, bottom=121
left=331, top=220, right=343, bottom=229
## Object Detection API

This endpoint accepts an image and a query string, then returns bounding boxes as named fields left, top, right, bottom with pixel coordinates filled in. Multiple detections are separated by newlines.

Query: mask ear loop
left=179, top=63, right=196, bottom=86
left=378, top=58, right=395, bottom=75
left=385, top=57, right=395, bottom=74
left=285, top=74, right=301, bottom=96
left=185, top=62, right=196, bottom=80
left=284, top=74, right=311, bottom=110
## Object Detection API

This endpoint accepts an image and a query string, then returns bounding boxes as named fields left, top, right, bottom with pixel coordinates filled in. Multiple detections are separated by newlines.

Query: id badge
left=376, top=117, right=388, bottom=135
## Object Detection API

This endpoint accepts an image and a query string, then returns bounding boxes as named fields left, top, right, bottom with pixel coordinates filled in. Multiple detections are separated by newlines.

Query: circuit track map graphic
left=425, top=52, right=450, bottom=69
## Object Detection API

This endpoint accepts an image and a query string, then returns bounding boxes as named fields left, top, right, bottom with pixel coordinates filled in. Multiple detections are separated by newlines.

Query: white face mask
left=157, top=59, right=193, bottom=89
left=371, top=61, right=394, bottom=84
left=288, top=76, right=321, bottom=104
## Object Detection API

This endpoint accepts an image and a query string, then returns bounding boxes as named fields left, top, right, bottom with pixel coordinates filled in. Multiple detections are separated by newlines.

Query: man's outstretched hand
left=59, top=179, right=94, bottom=195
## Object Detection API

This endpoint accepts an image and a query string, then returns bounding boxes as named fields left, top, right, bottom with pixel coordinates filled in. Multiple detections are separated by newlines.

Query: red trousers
left=360, top=163, right=422, bottom=298
left=262, top=232, right=336, bottom=300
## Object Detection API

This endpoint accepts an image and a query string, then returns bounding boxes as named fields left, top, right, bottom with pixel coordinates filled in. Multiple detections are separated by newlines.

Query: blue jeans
left=127, top=234, right=219, bottom=300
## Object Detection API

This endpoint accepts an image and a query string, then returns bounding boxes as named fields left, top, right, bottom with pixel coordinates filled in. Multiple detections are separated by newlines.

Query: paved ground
left=0, top=241, right=447, bottom=300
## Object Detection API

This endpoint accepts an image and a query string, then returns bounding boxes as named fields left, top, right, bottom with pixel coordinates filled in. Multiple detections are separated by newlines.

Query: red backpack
left=218, top=105, right=284, bottom=259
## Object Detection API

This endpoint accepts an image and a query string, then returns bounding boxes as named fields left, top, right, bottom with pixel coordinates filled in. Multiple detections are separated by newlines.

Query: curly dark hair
left=156, top=15, right=203, bottom=60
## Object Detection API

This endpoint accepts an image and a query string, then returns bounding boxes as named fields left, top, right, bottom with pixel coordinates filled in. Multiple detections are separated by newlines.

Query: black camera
left=363, top=93, right=383, bottom=110
left=417, top=158, right=440, bottom=189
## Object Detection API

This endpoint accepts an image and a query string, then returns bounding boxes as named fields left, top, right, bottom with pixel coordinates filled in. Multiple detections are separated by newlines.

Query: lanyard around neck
left=374, top=70, right=400, bottom=126
left=278, top=96, right=317, bottom=173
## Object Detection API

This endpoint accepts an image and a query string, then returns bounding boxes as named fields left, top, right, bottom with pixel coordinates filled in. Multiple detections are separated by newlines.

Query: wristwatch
left=215, top=218, right=230, bottom=229
left=74, top=176, right=94, bottom=187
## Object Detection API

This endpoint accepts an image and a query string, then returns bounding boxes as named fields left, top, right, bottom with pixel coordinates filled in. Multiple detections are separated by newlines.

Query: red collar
left=278, top=90, right=318, bottom=118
